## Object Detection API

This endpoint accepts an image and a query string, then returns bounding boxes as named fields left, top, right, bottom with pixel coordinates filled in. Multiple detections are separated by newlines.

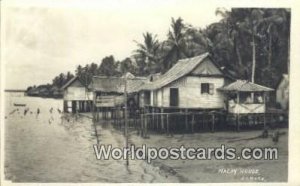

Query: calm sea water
left=4, top=92, right=173, bottom=183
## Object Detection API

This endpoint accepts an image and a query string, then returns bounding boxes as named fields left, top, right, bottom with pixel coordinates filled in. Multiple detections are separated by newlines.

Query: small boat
left=14, top=103, right=26, bottom=107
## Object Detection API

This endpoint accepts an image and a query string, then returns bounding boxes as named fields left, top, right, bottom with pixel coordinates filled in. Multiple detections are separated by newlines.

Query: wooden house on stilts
left=89, top=75, right=148, bottom=121
left=62, top=76, right=93, bottom=113
left=138, top=53, right=230, bottom=110
left=137, top=53, right=233, bottom=134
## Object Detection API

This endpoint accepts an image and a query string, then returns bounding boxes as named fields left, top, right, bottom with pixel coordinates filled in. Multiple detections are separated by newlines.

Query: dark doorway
left=170, top=88, right=179, bottom=107
left=144, top=91, right=151, bottom=105
left=72, top=101, right=76, bottom=113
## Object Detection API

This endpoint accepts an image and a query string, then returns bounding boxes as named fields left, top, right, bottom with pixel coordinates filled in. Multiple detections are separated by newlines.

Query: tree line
left=26, top=8, right=290, bottom=97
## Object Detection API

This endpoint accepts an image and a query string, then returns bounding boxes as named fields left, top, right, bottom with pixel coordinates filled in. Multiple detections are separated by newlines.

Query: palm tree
left=162, top=17, right=189, bottom=70
left=253, top=9, right=290, bottom=87
left=76, top=65, right=83, bottom=77
left=230, top=8, right=288, bottom=83
left=134, top=32, right=160, bottom=74
left=98, top=55, right=119, bottom=76
left=58, top=73, right=66, bottom=88
left=214, top=8, right=249, bottom=78
left=66, top=71, right=74, bottom=81
left=185, top=27, right=213, bottom=56
left=263, top=9, right=290, bottom=69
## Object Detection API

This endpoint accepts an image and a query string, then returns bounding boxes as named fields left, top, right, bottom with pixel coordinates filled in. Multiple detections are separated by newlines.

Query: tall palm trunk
left=235, top=42, right=243, bottom=67
left=268, top=24, right=273, bottom=67
left=234, top=38, right=243, bottom=76
left=251, top=33, right=256, bottom=83
left=268, top=33, right=272, bottom=67
left=287, top=37, right=290, bottom=74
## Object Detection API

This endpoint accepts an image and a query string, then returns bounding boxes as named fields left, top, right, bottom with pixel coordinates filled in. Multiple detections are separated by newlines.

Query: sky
left=2, top=0, right=224, bottom=89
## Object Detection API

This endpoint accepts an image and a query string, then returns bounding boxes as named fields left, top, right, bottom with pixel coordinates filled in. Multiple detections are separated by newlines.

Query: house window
left=201, top=83, right=214, bottom=95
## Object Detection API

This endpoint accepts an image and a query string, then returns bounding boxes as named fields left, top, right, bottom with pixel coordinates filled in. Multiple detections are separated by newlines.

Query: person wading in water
left=36, top=108, right=40, bottom=118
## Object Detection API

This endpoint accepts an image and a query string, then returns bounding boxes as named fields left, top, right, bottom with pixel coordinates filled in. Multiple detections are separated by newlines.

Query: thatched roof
left=219, top=80, right=274, bottom=92
left=139, top=53, right=211, bottom=90
left=90, top=76, right=147, bottom=94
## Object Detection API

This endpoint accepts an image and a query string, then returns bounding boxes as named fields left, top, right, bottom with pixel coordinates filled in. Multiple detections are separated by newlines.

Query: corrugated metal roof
left=219, top=80, right=274, bottom=92
left=139, top=52, right=210, bottom=90
left=90, top=76, right=148, bottom=94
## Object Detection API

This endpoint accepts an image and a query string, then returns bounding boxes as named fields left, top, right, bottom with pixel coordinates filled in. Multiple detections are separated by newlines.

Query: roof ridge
left=140, top=52, right=210, bottom=90
left=177, top=52, right=209, bottom=63
left=93, top=76, right=147, bottom=80
left=61, top=76, right=79, bottom=89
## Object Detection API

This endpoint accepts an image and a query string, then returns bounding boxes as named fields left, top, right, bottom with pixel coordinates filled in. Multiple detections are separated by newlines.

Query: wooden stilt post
left=191, top=114, right=195, bottom=133
left=106, top=108, right=108, bottom=120
left=202, top=113, right=204, bottom=130
left=237, top=114, right=240, bottom=132
left=166, top=114, right=169, bottom=135
left=63, top=101, right=66, bottom=112
left=263, top=92, right=266, bottom=129
left=119, top=107, right=122, bottom=129
left=110, top=108, right=113, bottom=120
left=264, top=113, right=266, bottom=129
left=139, top=111, right=143, bottom=136
left=211, top=113, right=215, bottom=133
left=113, top=108, right=116, bottom=126
left=185, top=109, right=188, bottom=132
left=151, top=107, right=154, bottom=130
left=145, top=114, right=148, bottom=138
left=156, top=108, right=159, bottom=130
left=102, top=107, right=104, bottom=121
left=142, top=113, right=146, bottom=137
left=92, top=103, right=95, bottom=122
left=161, top=108, right=164, bottom=132
left=237, top=92, right=240, bottom=132
left=95, top=108, right=98, bottom=122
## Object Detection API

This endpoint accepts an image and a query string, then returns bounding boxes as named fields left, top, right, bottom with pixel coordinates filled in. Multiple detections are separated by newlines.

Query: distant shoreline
left=4, top=89, right=26, bottom=93
left=5, top=90, right=63, bottom=99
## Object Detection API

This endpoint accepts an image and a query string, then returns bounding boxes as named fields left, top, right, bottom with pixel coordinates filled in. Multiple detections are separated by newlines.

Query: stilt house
left=138, top=53, right=231, bottom=110
left=62, top=76, right=93, bottom=113
left=90, top=75, right=148, bottom=119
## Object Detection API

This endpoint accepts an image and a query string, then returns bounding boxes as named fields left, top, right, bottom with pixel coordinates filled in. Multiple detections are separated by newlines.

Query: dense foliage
left=26, top=8, right=290, bottom=97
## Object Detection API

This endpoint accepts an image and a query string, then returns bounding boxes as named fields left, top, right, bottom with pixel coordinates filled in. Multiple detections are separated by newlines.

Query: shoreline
left=93, top=120, right=181, bottom=182
left=92, top=116, right=288, bottom=182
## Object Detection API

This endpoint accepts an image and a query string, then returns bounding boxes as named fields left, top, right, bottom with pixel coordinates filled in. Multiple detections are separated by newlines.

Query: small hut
left=219, top=80, right=274, bottom=114
left=219, top=80, right=274, bottom=130
left=61, top=76, right=93, bottom=113
left=276, top=74, right=289, bottom=110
